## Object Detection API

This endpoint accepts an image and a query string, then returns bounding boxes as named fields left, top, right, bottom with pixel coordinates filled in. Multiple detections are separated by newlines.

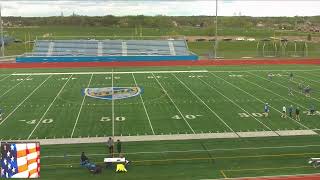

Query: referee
left=107, top=137, right=114, bottom=156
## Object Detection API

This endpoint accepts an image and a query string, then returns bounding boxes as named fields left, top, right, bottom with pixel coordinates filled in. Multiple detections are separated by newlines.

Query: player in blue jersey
left=288, top=105, right=293, bottom=118
left=263, top=103, right=270, bottom=117
left=309, top=105, right=315, bottom=116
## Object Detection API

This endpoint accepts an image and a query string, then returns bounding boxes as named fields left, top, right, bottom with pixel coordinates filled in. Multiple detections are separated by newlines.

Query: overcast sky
left=0, top=0, right=319, bottom=17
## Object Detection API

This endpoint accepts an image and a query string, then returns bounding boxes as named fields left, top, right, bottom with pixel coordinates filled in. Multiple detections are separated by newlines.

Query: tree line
left=3, top=15, right=320, bottom=29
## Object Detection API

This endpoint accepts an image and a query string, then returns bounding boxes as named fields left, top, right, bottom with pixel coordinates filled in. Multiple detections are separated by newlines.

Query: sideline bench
left=104, top=157, right=126, bottom=163
left=308, top=158, right=320, bottom=168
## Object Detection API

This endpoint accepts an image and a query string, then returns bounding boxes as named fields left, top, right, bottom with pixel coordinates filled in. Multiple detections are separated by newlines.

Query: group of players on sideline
left=80, top=137, right=123, bottom=173
left=264, top=72, right=316, bottom=121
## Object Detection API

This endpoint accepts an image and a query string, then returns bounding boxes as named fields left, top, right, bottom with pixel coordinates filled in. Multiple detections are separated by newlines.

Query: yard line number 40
left=19, top=118, right=54, bottom=124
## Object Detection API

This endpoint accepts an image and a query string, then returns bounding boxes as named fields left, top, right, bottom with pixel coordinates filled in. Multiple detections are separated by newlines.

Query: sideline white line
left=28, top=75, right=73, bottom=139
left=132, top=73, right=155, bottom=135
left=6, top=129, right=315, bottom=144
left=10, top=69, right=320, bottom=76
left=12, top=70, right=208, bottom=76
left=152, top=73, right=196, bottom=134
left=41, top=144, right=320, bottom=158
left=210, top=72, right=312, bottom=130
left=0, top=75, right=32, bottom=100
left=70, top=74, right=93, bottom=138
left=172, top=73, right=237, bottom=134
left=211, top=69, right=320, bottom=73
left=0, top=75, right=52, bottom=126
left=240, top=73, right=311, bottom=129
left=197, top=76, right=276, bottom=134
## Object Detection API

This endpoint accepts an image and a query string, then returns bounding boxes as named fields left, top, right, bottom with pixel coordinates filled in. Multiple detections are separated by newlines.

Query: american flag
left=1, top=142, right=40, bottom=178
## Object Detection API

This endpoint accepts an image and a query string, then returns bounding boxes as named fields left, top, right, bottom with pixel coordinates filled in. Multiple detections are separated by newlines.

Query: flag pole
left=0, top=4, right=5, bottom=57
left=214, top=0, right=218, bottom=59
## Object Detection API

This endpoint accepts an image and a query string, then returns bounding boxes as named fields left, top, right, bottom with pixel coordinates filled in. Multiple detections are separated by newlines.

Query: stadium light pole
left=0, top=4, right=4, bottom=57
left=214, top=0, right=218, bottom=59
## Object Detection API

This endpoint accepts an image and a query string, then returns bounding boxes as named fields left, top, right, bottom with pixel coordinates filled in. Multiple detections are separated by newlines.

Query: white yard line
left=41, top=144, right=320, bottom=158
left=0, top=74, right=12, bottom=81
left=249, top=72, right=320, bottom=104
left=0, top=75, right=52, bottom=126
left=0, top=75, right=32, bottom=100
left=240, top=73, right=312, bottom=127
left=112, top=70, right=115, bottom=137
left=27, top=75, right=73, bottom=140
left=152, top=73, right=196, bottom=134
left=132, top=73, right=155, bottom=135
left=209, top=72, right=312, bottom=130
left=12, top=70, right=208, bottom=76
left=172, top=73, right=237, bottom=134
left=70, top=74, right=93, bottom=138
left=197, top=76, right=276, bottom=134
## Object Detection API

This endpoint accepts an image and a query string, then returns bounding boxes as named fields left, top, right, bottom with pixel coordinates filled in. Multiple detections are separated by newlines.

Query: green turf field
left=0, top=65, right=320, bottom=140
left=40, top=136, right=320, bottom=180
left=1, top=65, right=320, bottom=179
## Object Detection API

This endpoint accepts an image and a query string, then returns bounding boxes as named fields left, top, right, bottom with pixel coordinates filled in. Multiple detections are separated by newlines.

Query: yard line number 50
left=100, top=116, right=126, bottom=122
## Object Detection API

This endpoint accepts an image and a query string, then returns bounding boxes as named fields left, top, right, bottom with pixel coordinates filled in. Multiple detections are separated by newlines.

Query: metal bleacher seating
left=30, top=40, right=192, bottom=57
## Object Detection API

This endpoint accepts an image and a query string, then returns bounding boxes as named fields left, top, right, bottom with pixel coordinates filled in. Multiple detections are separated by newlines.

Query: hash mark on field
left=132, top=73, right=155, bottom=135
left=0, top=75, right=52, bottom=126
left=0, top=75, right=32, bottom=100
left=28, top=75, right=73, bottom=140
left=71, top=74, right=93, bottom=138
left=152, top=73, right=195, bottom=134
left=172, top=73, right=237, bottom=135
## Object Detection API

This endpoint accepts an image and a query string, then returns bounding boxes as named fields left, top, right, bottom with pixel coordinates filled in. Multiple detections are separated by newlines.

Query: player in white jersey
left=281, top=106, right=287, bottom=118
